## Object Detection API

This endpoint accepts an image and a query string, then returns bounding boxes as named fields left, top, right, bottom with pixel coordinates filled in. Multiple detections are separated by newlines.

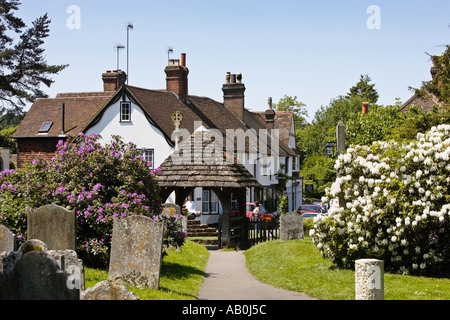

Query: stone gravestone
left=109, top=215, right=164, bottom=289
left=27, top=204, right=76, bottom=251
left=280, top=212, right=303, bottom=241
left=0, top=225, right=16, bottom=253
left=0, top=239, right=80, bottom=300
left=162, top=203, right=186, bottom=233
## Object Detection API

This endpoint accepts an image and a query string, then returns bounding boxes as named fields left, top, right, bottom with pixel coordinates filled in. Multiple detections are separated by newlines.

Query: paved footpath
left=198, top=247, right=315, bottom=300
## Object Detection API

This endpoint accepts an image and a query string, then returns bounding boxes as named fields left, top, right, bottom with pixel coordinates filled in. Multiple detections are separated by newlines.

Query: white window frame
left=120, top=101, right=131, bottom=122
left=140, top=149, right=154, bottom=169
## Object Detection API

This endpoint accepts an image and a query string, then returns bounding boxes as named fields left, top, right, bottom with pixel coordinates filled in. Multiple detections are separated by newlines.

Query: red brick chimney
left=102, top=69, right=127, bottom=92
left=165, top=53, right=189, bottom=102
left=222, top=72, right=246, bottom=121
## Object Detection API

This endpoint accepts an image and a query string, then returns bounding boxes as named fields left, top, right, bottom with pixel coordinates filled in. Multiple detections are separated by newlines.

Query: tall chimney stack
left=264, top=97, right=275, bottom=124
left=165, top=53, right=189, bottom=102
left=222, top=72, right=246, bottom=121
left=102, top=70, right=127, bottom=92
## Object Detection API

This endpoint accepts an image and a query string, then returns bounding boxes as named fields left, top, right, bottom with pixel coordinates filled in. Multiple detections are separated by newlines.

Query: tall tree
left=347, top=74, right=379, bottom=103
left=0, top=0, right=67, bottom=114
left=411, top=45, right=450, bottom=106
left=273, top=95, right=308, bottom=128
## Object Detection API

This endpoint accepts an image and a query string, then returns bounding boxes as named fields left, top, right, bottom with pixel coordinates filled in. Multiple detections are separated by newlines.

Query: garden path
left=198, top=246, right=315, bottom=300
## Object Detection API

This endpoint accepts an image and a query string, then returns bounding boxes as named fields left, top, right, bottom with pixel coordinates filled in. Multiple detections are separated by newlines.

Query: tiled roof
left=399, top=91, right=444, bottom=112
left=252, top=110, right=296, bottom=155
left=14, top=85, right=296, bottom=157
left=13, top=92, right=115, bottom=138
left=157, top=130, right=260, bottom=188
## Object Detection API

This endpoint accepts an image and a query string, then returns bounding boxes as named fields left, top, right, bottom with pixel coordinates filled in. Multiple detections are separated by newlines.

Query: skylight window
left=39, top=121, right=53, bottom=133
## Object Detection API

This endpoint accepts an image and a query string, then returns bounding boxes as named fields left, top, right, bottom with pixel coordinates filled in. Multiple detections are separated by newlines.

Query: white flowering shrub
left=311, top=124, right=450, bottom=276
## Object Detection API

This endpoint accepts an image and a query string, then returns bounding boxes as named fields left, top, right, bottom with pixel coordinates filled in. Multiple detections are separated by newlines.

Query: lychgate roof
left=157, top=129, right=260, bottom=189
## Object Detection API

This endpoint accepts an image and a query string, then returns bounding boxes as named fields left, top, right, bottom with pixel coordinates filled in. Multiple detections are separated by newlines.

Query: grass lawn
left=84, top=240, right=209, bottom=300
left=244, top=238, right=450, bottom=300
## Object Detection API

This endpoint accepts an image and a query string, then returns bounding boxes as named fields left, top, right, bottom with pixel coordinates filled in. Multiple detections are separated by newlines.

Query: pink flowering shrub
left=0, top=133, right=185, bottom=268
left=312, top=124, right=450, bottom=276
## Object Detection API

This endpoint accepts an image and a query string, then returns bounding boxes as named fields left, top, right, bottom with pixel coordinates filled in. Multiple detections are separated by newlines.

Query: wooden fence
left=245, top=218, right=279, bottom=246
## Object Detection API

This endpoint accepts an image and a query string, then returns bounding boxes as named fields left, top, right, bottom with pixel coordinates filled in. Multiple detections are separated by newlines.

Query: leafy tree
left=410, top=45, right=450, bottom=106
left=346, top=102, right=450, bottom=147
left=347, top=74, right=379, bottom=103
left=273, top=95, right=308, bottom=128
left=300, top=155, right=336, bottom=202
left=0, top=0, right=67, bottom=113
left=296, top=95, right=366, bottom=160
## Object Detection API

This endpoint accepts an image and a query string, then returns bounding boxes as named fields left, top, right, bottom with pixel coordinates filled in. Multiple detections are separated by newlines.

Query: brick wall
left=16, top=137, right=63, bottom=169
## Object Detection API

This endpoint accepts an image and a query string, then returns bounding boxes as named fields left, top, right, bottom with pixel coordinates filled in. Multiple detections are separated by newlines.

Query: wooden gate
left=219, top=216, right=280, bottom=248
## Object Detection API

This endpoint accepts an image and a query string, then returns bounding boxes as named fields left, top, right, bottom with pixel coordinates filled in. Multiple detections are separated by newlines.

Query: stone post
left=355, top=259, right=384, bottom=300
left=336, top=120, right=346, bottom=156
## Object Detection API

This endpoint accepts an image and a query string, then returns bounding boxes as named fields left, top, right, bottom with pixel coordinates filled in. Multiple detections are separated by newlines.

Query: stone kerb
left=27, top=204, right=76, bottom=251
left=0, top=239, right=81, bottom=300
left=108, top=215, right=164, bottom=289
left=280, top=212, right=304, bottom=241
left=355, top=259, right=384, bottom=300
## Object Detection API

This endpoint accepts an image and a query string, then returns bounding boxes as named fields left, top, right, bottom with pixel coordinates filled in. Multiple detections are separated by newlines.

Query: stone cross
left=172, top=111, right=183, bottom=149
left=108, top=215, right=164, bottom=289
left=280, top=212, right=304, bottom=241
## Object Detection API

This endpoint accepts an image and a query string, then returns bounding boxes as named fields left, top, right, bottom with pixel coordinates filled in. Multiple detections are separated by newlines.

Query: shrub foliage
left=311, top=124, right=450, bottom=276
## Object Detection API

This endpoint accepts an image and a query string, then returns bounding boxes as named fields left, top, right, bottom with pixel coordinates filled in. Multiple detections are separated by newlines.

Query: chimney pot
left=362, top=102, right=369, bottom=114
left=236, top=73, right=242, bottom=83
left=226, top=72, right=231, bottom=83
left=181, top=53, right=186, bottom=67
left=230, top=74, right=236, bottom=83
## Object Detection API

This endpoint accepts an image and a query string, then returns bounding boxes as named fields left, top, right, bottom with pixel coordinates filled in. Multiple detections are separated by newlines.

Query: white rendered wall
left=84, top=99, right=174, bottom=169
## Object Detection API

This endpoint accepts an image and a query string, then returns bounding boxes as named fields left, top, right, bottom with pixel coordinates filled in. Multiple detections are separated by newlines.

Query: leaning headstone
left=355, top=259, right=384, bottom=300
left=81, top=280, right=138, bottom=300
left=27, top=204, right=76, bottom=250
left=0, top=225, right=16, bottom=253
left=0, top=239, right=79, bottom=300
left=280, top=212, right=303, bottom=241
left=108, top=215, right=164, bottom=289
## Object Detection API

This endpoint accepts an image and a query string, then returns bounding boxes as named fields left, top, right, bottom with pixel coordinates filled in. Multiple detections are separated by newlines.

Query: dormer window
left=39, top=121, right=53, bottom=133
left=120, top=101, right=131, bottom=122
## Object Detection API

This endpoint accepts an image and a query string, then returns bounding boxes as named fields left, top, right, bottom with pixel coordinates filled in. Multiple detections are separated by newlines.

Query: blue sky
left=17, top=0, right=450, bottom=121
